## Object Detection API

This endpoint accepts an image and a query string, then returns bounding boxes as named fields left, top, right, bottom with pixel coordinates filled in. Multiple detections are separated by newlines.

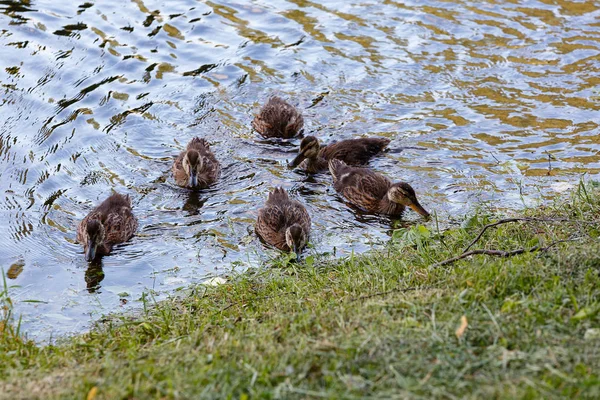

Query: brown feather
left=329, top=159, right=405, bottom=216
left=76, top=193, right=138, bottom=259
left=256, top=188, right=311, bottom=251
left=252, top=97, right=304, bottom=138
left=297, top=136, right=390, bottom=173
left=172, top=137, right=220, bottom=188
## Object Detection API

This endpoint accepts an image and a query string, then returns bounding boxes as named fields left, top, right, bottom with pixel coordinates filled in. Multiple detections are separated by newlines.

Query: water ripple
left=1, top=0, right=599, bottom=340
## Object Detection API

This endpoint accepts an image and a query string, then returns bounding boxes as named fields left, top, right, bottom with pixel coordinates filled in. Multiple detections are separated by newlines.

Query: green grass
left=1, top=183, right=600, bottom=399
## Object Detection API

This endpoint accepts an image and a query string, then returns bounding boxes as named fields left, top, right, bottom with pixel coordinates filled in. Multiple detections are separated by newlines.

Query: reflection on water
left=84, top=260, right=104, bottom=294
left=182, top=190, right=206, bottom=215
left=1, top=0, right=600, bottom=340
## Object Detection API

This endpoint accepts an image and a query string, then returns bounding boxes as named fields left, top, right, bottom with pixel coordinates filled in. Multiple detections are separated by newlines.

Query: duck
left=252, top=96, right=304, bottom=138
left=289, top=135, right=390, bottom=173
left=77, top=193, right=138, bottom=261
left=256, top=187, right=311, bottom=259
left=328, top=159, right=430, bottom=218
left=172, top=137, right=220, bottom=189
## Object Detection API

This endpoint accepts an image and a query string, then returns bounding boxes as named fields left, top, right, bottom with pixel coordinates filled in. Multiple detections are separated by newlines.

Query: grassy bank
left=1, top=184, right=600, bottom=399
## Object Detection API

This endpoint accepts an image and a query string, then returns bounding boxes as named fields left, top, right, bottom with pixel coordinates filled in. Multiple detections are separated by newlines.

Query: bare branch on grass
left=435, top=239, right=576, bottom=268
left=462, top=217, right=595, bottom=253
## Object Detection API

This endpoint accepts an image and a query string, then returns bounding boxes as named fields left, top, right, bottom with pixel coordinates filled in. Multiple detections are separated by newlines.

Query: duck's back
left=77, top=193, right=138, bottom=245
left=321, top=137, right=390, bottom=165
left=196, top=139, right=220, bottom=186
left=252, top=97, right=304, bottom=138
left=256, top=188, right=310, bottom=251
left=256, top=192, right=287, bottom=250
left=104, top=195, right=138, bottom=244
left=330, top=160, right=391, bottom=212
left=187, top=138, right=217, bottom=160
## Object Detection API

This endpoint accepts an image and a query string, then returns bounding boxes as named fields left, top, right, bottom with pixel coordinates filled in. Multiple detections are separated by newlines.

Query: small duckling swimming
left=329, top=159, right=429, bottom=218
left=172, top=137, right=220, bottom=189
left=256, top=187, right=311, bottom=259
left=252, top=96, right=304, bottom=138
left=77, top=193, right=138, bottom=261
left=289, top=135, right=390, bottom=173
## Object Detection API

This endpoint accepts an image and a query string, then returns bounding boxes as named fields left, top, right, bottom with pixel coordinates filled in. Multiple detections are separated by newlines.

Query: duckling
left=289, top=135, right=390, bottom=173
left=256, top=187, right=311, bottom=259
left=329, top=159, right=429, bottom=218
left=77, top=193, right=138, bottom=261
left=252, top=96, right=304, bottom=138
left=173, top=137, right=220, bottom=189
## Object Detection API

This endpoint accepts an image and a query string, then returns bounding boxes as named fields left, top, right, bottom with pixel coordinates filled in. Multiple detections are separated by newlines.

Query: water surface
left=1, top=0, right=599, bottom=340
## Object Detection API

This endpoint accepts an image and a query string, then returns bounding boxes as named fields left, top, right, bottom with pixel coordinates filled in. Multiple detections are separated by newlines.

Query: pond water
left=1, top=0, right=599, bottom=341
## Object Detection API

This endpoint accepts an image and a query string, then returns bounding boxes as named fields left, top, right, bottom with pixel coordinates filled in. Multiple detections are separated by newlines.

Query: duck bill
left=85, top=244, right=97, bottom=262
left=292, top=244, right=301, bottom=262
left=409, top=201, right=430, bottom=218
left=288, top=153, right=305, bottom=169
left=189, top=170, right=198, bottom=187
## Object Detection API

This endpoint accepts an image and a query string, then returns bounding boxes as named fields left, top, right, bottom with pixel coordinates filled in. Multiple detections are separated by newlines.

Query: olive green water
left=1, top=0, right=599, bottom=340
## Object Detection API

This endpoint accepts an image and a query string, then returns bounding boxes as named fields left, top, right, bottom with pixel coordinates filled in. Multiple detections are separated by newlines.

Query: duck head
left=387, top=182, right=430, bottom=218
left=285, top=223, right=308, bottom=260
left=85, top=219, right=106, bottom=261
left=182, top=150, right=203, bottom=187
left=289, top=136, right=320, bottom=168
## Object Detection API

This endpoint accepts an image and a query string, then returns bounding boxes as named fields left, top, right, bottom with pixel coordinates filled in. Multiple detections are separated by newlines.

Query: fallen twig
left=436, top=247, right=538, bottom=267
left=463, top=217, right=596, bottom=253
left=435, top=239, right=575, bottom=268
left=463, top=218, right=526, bottom=253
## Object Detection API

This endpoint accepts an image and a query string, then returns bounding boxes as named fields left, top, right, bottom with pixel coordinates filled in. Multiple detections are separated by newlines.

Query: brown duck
left=289, top=135, right=390, bottom=173
left=256, top=187, right=311, bottom=258
left=252, top=96, right=304, bottom=138
left=77, top=193, right=138, bottom=261
left=172, top=137, right=220, bottom=189
left=329, top=159, right=429, bottom=218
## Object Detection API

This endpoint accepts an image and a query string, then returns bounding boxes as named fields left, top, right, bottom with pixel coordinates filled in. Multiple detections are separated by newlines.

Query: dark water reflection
left=1, top=0, right=599, bottom=340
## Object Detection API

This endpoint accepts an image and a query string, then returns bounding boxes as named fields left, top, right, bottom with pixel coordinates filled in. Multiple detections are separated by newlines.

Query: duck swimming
left=77, top=193, right=138, bottom=261
left=255, top=187, right=311, bottom=259
left=252, top=96, right=304, bottom=138
left=289, top=135, right=390, bottom=173
left=172, top=137, right=220, bottom=189
left=328, top=159, right=429, bottom=218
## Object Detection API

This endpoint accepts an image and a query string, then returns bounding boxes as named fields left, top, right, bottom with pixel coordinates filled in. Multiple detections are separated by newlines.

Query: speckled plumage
left=172, top=137, right=220, bottom=188
left=329, top=159, right=429, bottom=218
left=290, top=136, right=390, bottom=173
left=252, top=97, right=304, bottom=138
left=76, top=193, right=138, bottom=260
left=256, top=187, right=311, bottom=252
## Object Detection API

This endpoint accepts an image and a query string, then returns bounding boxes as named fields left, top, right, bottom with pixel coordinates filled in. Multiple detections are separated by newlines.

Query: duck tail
left=379, top=137, right=391, bottom=148
left=267, top=96, right=285, bottom=105
left=267, top=187, right=289, bottom=204
left=187, top=137, right=209, bottom=150
left=366, top=137, right=391, bottom=154
left=328, top=159, right=346, bottom=181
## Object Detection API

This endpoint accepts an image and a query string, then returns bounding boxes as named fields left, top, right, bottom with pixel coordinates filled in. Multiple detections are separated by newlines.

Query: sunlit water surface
left=1, top=0, right=599, bottom=340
